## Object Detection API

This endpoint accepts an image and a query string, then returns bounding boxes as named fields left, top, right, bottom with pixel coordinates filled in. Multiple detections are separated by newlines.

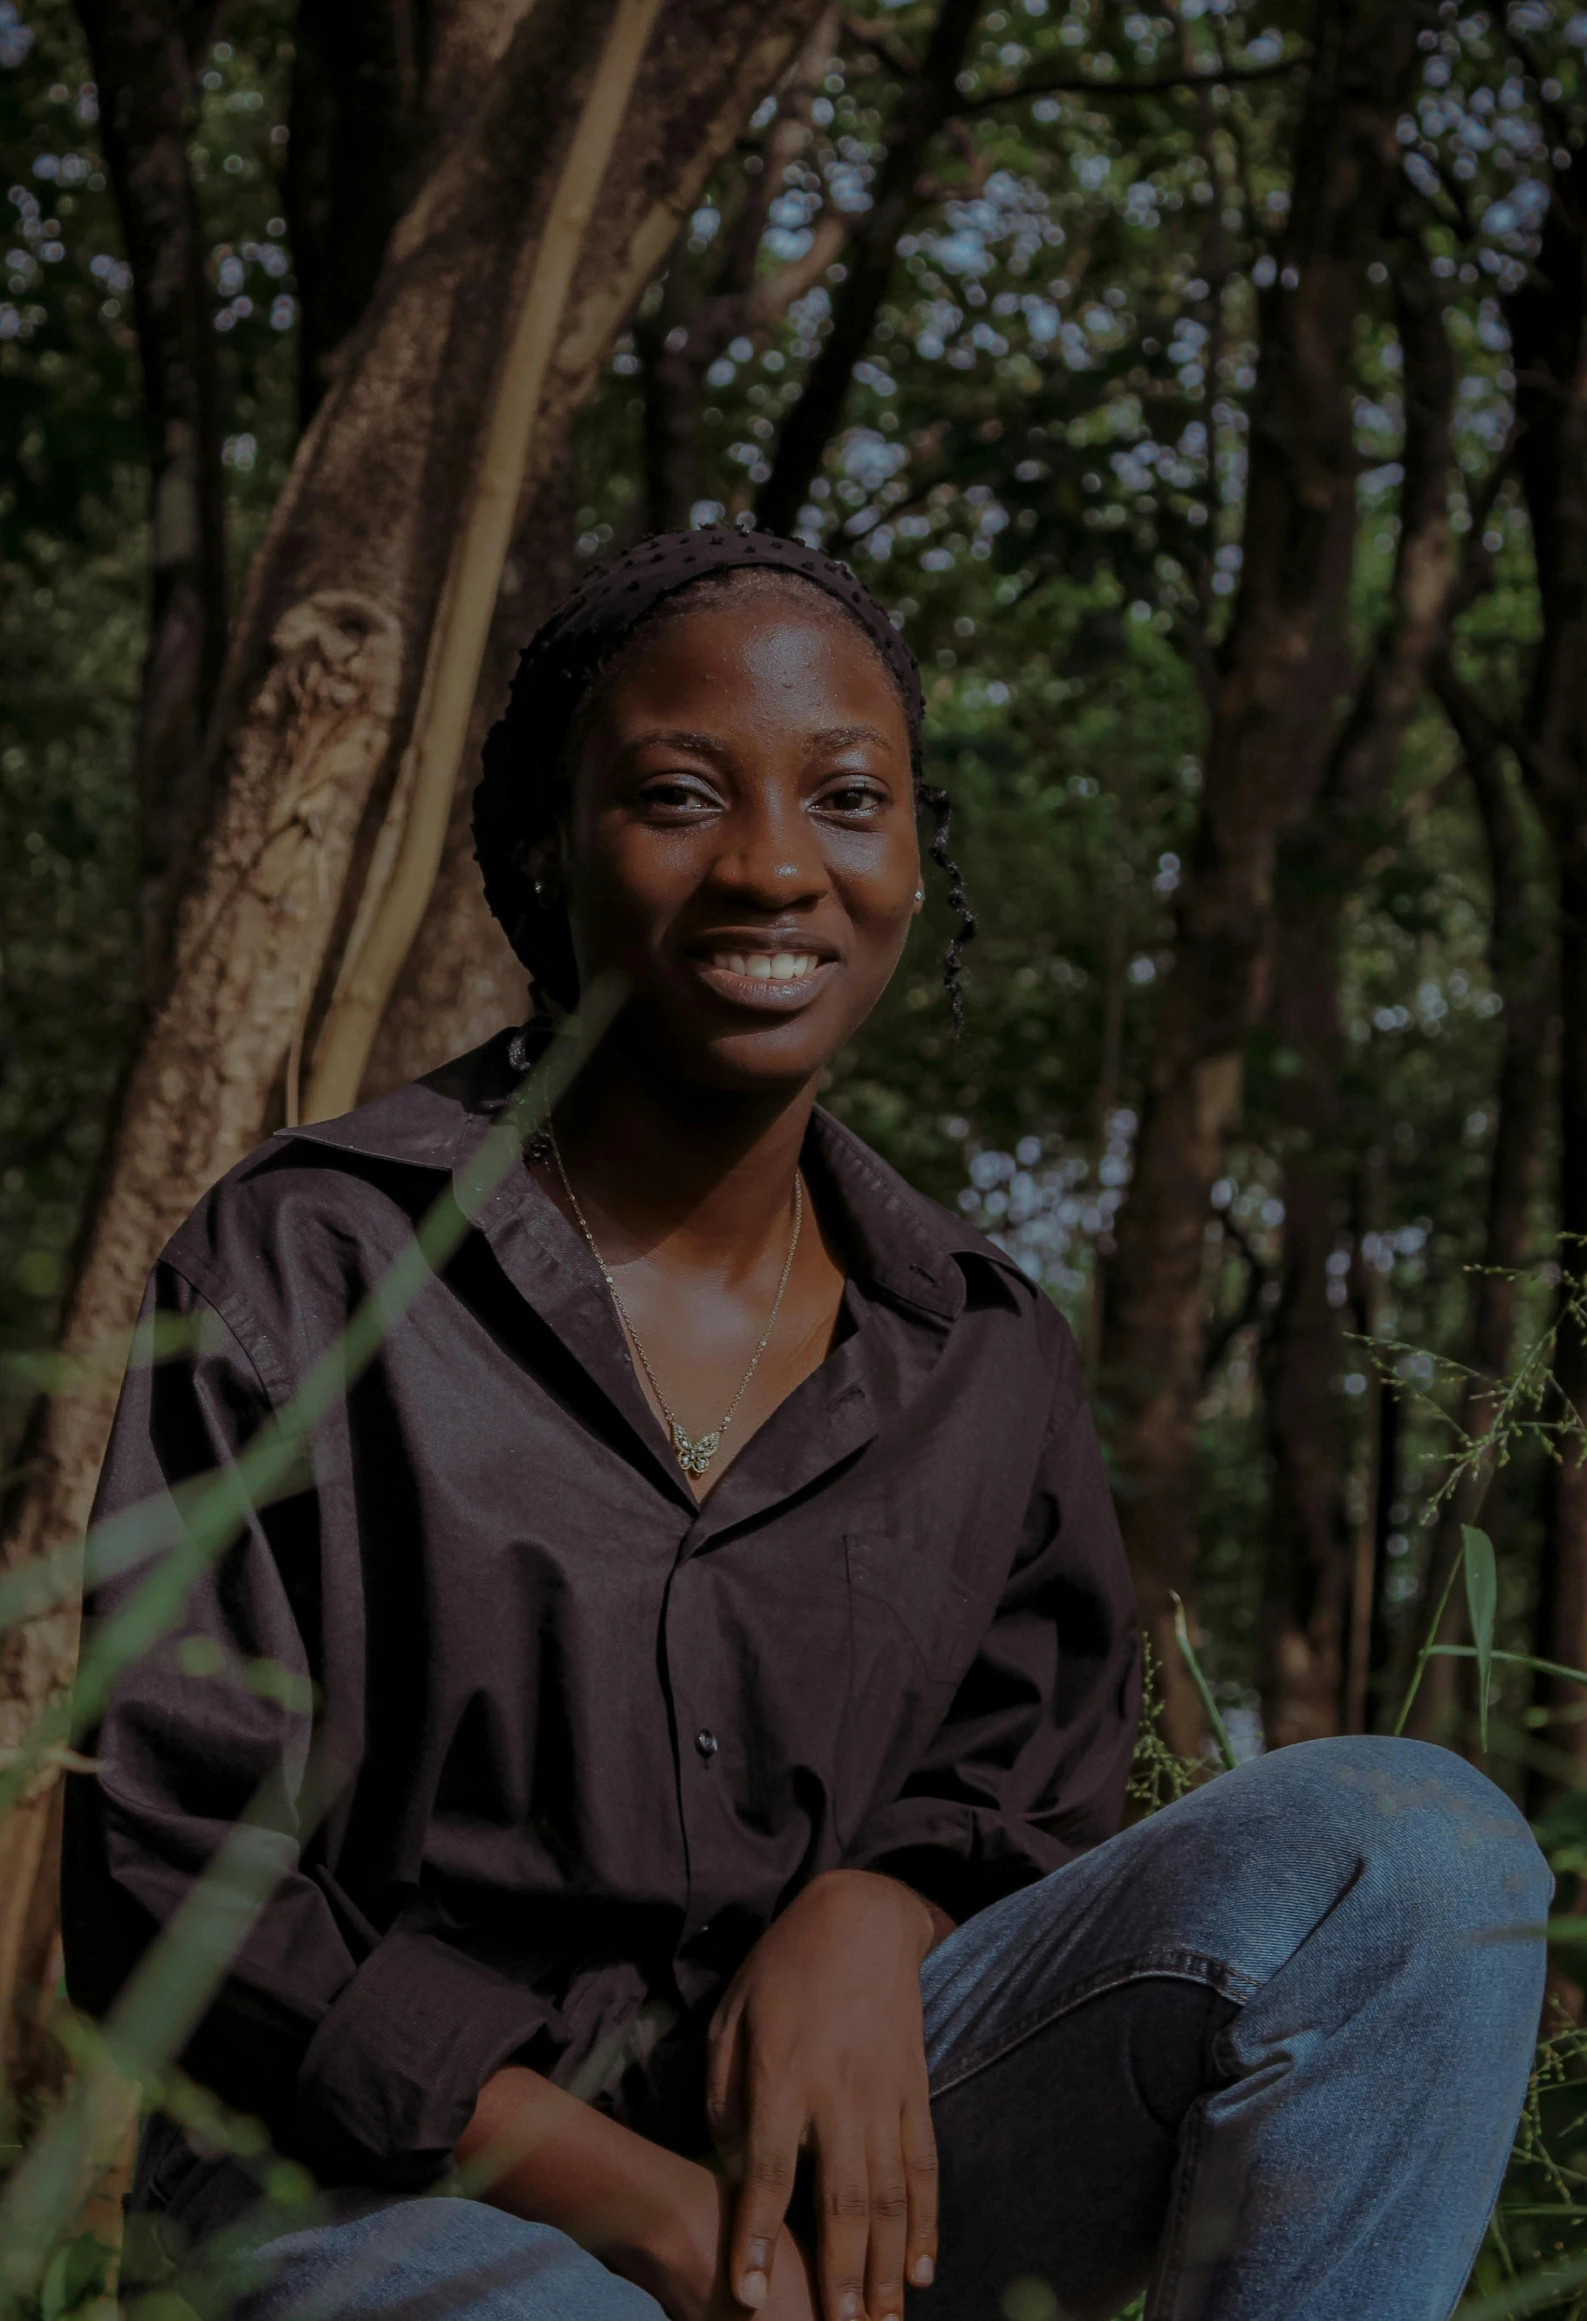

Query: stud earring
left=531, top=875, right=554, bottom=907
left=913, top=887, right=925, bottom=904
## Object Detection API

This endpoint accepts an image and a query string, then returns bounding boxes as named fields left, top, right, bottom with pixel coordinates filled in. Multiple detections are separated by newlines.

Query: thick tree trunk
left=755, top=0, right=984, bottom=534
left=1406, top=669, right=1550, bottom=1746
left=74, top=0, right=229, bottom=968
left=1259, top=226, right=1457, bottom=1750
left=1095, top=0, right=1422, bottom=1753
left=1504, top=141, right=1587, bottom=1781
left=0, top=0, right=828, bottom=2078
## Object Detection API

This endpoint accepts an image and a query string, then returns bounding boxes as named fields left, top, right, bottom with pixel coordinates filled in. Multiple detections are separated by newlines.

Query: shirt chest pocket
left=844, top=1533, right=976, bottom=1686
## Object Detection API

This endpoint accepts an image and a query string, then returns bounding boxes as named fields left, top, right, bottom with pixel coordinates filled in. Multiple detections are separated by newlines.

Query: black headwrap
left=474, top=524, right=972, bottom=1019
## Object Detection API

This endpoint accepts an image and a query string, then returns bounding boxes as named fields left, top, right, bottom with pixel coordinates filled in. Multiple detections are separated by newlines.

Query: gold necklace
left=545, top=1123, right=803, bottom=1480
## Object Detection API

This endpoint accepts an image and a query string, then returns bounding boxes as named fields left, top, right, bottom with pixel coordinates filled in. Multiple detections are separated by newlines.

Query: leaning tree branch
left=756, top=0, right=984, bottom=533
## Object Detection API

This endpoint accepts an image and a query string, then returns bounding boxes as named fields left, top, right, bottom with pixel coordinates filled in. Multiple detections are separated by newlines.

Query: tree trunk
left=0, top=0, right=829, bottom=2080
left=74, top=0, right=229, bottom=970
left=1504, top=139, right=1587, bottom=1782
left=1259, top=221, right=1457, bottom=1750
left=755, top=0, right=984, bottom=535
left=1406, top=669, right=1551, bottom=1748
left=1096, top=0, right=1422, bottom=1754
left=282, top=0, right=435, bottom=429
left=359, top=467, right=580, bottom=1096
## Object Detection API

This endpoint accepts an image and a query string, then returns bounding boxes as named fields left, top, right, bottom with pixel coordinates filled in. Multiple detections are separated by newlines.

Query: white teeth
left=709, top=951, right=821, bottom=981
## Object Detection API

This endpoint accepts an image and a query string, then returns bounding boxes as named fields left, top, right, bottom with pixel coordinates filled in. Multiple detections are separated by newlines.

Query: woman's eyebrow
left=805, top=724, right=895, bottom=753
left=615, top=723, right=898, bottom=762
left=617, top=727, right=729, bottom=761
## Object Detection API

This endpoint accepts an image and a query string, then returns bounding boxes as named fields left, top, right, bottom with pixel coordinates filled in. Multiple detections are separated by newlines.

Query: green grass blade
left=1169, top=1592, right=1237, bottom=1773
left=1395, top=1532, right=1471, bottom=1738
left=1428, top=1646, right=1587, bottom=1689
left=1459, top=2245, right=1587, bottom=2319
left=1465, top=1525, right=1499, bottom=1756
left=0, top=989, right=624, bottom=2295
left=0, top=979, right=624, bottom=1820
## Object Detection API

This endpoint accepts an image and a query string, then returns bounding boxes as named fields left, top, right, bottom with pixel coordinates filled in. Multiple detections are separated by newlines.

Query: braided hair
left=473, top=528, right=976, bottom=1031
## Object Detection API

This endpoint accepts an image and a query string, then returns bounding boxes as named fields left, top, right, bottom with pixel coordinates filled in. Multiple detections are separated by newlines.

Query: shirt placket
left=662, top=1505, right=735, bottom=1952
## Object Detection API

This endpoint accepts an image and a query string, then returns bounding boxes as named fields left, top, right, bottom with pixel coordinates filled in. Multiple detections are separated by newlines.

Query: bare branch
left=1202, top=1209, right=1268, bottom=1385
left=953, top=51, right=1302, bottom=118
left=842, top=10, right=918, bottom=79
left=746, top=208, right=852, bottom=325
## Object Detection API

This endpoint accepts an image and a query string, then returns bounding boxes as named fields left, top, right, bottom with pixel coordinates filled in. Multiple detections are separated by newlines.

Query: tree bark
left=755, top=0, right=984, bottom=534
left=1258, top=222, right=1457, bottom=1751
left=358, top=466, right=580, bottom=1096
left=1095, top=0, right=1422, bottom=1754
left=282, top=0, right=435, bottom=429
left=0, top=0, right=829, bottom=2079
left=74, top=0, right=229, bottom=971
left=1406, top=667, right=1550, bottom=1747
left=1504, top=138, right=1587, bottom=1782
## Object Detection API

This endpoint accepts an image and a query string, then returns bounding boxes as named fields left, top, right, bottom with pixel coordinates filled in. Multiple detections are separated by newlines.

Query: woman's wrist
left=605, top=2151, right=725, bottom=2319
left=460, top=2065, right=725, bottom=2320
left=803, top=1866, right=943, bottom=1962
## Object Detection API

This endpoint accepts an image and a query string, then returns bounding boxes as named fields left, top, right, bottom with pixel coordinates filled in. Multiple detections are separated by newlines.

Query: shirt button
left=695, top=1727, right=719, bottom=1760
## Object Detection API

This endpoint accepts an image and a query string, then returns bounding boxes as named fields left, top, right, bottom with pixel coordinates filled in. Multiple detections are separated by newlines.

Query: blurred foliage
left=7, top=0, right=1587, bottom=2302
left=1, top=0, right=1575, bottom=1718
left=0, top=0, right=294, bottom=1445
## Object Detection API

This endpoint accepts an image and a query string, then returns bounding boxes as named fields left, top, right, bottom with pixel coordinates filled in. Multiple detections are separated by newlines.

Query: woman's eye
left=818, top=780, right=887, bottom=817
left=639, top=776, right=716, bottom=813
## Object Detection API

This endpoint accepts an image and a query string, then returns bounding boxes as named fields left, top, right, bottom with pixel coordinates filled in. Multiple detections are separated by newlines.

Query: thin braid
left=919, top=781, right=977, bottom=1035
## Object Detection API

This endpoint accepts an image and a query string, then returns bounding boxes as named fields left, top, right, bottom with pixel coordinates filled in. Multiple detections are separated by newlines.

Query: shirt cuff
left=289, top=1928, right=557, bottom=2187
left=843, top=1799, right=1061, bottom=1925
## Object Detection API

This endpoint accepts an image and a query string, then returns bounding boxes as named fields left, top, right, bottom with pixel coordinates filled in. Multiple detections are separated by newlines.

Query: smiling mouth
left=708, top=950, right=824, bottom=982
left=687, top=944, right=839, bottom=1012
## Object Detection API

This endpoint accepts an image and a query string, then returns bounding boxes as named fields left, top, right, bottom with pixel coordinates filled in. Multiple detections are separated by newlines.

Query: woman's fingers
left=861, top=2122, right=911, bottom=2321
left=706, top=2001, right=747, bottom=2147
left=729, top=2087, right=805, bottom=2310
left=900, top=2092, right=939, bottom=2292
left=815, top=2121, right=877, bottom=2321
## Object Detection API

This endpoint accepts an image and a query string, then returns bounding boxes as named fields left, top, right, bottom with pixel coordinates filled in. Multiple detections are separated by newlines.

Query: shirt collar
left=273, top=1028, right=1028, bottom=1320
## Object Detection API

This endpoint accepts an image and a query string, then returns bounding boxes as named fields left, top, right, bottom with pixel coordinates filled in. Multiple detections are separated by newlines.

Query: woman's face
left=559, top=587, right=922, bottom=1092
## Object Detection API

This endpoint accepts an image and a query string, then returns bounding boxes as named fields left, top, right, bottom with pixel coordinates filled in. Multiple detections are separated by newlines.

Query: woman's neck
left=547, top=1042, right=819, bottom=1281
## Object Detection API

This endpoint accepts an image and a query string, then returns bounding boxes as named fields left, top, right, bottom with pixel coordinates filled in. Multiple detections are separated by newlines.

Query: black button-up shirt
left=63, top=1035, right=1140, bottom=2190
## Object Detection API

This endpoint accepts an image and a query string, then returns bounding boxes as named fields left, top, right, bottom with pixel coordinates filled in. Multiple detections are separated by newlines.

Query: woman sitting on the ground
left=67, top=524, right=1549, bottom=2321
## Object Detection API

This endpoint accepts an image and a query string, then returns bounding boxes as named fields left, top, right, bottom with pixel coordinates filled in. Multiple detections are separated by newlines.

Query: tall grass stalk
left=0, top=986, right=621, bottom=2310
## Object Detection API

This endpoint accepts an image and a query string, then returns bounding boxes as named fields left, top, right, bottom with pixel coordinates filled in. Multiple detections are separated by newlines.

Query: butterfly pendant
left=673, top=1422, right=722, bottom=1478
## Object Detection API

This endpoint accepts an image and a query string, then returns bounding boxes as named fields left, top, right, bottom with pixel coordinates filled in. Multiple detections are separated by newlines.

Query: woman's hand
left=659, top=2175, right=820, bottom=2321
left=459, top=2066, right=815, bottom=2321
left=706, top=1869, right=942, bottom=2321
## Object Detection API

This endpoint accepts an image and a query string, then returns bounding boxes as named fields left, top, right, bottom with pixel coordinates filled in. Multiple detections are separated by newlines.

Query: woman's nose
left=711, top=804, right=828, bottom=905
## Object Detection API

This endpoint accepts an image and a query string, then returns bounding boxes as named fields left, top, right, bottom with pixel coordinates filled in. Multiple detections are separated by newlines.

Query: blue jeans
left=144, top=1739, right=1550, bottom=2321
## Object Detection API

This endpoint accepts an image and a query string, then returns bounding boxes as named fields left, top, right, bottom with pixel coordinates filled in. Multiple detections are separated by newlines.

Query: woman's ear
left=524, top=836, right=565, bottom=911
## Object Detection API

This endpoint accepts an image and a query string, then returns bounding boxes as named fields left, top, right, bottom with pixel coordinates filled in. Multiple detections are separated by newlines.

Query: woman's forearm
left=456, top=2064, right=719, bottom=2307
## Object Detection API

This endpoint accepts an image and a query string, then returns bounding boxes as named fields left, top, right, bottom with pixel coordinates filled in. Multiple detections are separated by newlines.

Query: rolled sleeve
left=290, top=1925, right=555, bottom=2186
left=63, top=1261, right=555, bottom=2188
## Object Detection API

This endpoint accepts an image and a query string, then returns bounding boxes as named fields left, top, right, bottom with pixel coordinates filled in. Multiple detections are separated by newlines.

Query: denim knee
left=1246, top=1735, right=1550, bottom=1963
